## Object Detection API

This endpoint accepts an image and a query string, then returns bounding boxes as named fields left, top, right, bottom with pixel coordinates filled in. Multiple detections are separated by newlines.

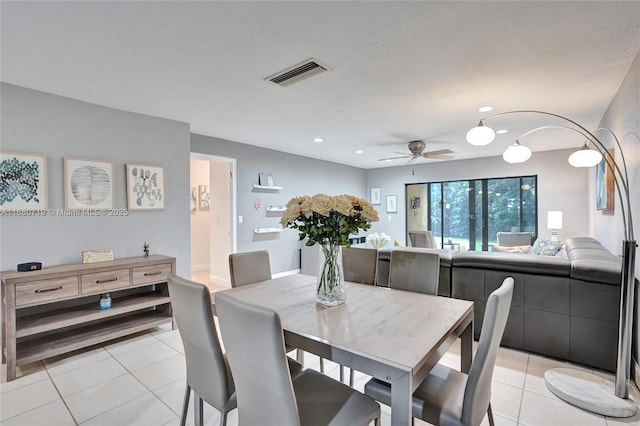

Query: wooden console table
left=1, top=255, right=175, bottom=381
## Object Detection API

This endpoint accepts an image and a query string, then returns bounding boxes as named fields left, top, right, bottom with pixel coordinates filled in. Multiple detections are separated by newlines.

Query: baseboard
left=209, top=274, right=230, bottom=286
left=191, top=263, right=209, bottom=272
left=272, top=269, right=301, bottom=279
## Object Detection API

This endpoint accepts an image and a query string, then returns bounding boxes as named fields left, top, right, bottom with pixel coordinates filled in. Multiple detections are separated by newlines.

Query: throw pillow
left=492, top=244, right=531, bottom=254
left=529, top=237, right=563, bottom=256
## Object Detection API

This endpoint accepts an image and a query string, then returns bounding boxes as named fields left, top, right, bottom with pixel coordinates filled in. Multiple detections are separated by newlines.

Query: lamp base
left=545, top=368, right=637, bottom=417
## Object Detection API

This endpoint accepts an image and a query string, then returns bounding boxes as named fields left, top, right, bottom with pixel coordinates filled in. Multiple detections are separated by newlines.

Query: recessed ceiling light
left=478, top=106, right=493, bottom=112
left=355, top=150, right=364, bottom=154
left=496, top=129, right=508, bottom=134
left=313, top=138, right=323, bottom=143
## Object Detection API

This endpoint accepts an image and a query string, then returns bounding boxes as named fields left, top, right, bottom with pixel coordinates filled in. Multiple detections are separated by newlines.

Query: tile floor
left=2, top=274, right=639, bottom=425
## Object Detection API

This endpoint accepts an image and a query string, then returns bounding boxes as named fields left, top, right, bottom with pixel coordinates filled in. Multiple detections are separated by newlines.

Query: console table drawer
left=16, top=277, right=79, bottom=307
left=81, top=269, right=131, bottom=294
left=132, top=263, right=172, bottom=285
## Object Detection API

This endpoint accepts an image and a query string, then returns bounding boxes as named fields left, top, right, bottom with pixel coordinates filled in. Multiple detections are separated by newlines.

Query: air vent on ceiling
left=265, top=58, right=330, bottom=87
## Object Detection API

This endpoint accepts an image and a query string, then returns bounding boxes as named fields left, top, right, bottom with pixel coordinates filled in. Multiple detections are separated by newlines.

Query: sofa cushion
left=452, top=251, right=570, bottom=276
left=529, top=237, right=563, bottom=256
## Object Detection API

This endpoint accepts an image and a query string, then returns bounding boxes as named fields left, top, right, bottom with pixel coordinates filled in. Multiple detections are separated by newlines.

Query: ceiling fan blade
left=425, top=154, right=454, bottom=160
left=424, top=149, right=453, bottom=157
left=378, top=154, right=411, bottom=161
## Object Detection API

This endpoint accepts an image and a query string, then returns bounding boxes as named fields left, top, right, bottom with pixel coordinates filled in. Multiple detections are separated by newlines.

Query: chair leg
left=340, top=365, right=345, bottom=382
left=320, top=357, right=325, bottom=373
left=349, top=368, right=355, bottom=387
left=194, top=394, right=204, bottom=426
left=374, top=417, right=380, bottom=426
left=296, top=349, right=305, bottom=368
left=180, top=385, right=191, bottom=426
left=487, top=403, right=495, bottom=426
left=219, top=410, right=228, bottom=426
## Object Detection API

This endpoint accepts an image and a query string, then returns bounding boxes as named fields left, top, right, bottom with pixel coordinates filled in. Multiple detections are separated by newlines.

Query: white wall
left=191, top=133, right=367, bottom=274
left=0, top=84, right=191, bottom=277
left=365, top=148, right=590, bottom=244
left=190, top=158, right=210, bottom=271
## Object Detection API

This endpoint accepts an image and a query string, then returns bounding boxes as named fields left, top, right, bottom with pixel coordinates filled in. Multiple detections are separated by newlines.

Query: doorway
left=190, top=153, right=236, bottom=291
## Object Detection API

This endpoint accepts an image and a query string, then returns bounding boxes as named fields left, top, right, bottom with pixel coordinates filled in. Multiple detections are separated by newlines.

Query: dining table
left=213, top=274, right=474, bottom=426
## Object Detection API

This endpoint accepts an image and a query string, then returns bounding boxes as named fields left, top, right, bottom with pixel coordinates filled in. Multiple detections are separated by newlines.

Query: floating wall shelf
left=253, top=184, right=283, bottom=191
left=254, top=228, right=284, bottom=234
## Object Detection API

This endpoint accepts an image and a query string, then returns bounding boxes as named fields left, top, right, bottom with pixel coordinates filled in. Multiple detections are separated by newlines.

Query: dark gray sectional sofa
left=377, top=237, right=622, bottom=372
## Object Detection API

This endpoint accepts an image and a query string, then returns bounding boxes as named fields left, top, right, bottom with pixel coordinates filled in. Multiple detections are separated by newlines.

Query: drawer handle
left=144, top=271, right=162, bottom=276
left=35, top=286, right=63, bottom=293
left=96, top=277, right=118, bottom=284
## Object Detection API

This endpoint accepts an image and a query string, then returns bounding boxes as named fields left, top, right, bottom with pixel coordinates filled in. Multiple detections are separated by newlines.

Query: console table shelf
left=2, top=255, right=176, bottom=381
left=16, top=311, right=172, bottom=365
left=16, top=292, right=171, bottom=338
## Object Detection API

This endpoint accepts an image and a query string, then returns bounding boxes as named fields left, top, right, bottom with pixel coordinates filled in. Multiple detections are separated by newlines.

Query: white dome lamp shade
left=568, top=142, right=603, bottom=167
left=466, top=120, right=496, bottom=146
left=503, top=140, right=532, bottom=163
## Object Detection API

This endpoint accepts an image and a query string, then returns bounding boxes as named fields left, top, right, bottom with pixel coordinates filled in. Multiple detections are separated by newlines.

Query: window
left=406, top=176, right=537, bottom=251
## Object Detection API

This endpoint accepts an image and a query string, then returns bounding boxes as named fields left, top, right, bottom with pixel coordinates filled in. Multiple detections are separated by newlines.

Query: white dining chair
left=388, top=250, right=440, bottom=295
left=229, top=250, right=304, bottom=365
left=216, top=291, right=381, bottom=425
left=364, top=277, right=514, bottom=426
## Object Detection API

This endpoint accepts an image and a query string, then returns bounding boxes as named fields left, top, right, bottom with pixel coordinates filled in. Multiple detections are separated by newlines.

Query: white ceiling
left=2, top=1, right=640, bottom=169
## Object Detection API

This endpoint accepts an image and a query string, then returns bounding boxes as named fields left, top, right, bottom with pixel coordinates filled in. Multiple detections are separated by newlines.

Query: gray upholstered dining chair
left=341, top=246, right=378, bottom=386
left=168, top=274, right=237, bottom=426
left=342, top=246, right=378, bottom=285
left=228, top=249, right=271, bottom=287
left=388, top=250, right=440, bottom=295
left=228, top=250, right=304, bottom=365
left=216, top=291, right=381, bottom=426
left=364, top=276, right=514, bottom=426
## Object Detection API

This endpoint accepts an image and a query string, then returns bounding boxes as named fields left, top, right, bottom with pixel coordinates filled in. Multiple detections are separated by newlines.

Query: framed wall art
left=199, top=184, right=210, bottom=211
left=370, top=187, right=381, bottom=205
left=386, top=195, right=397, bottom=213
left=190, top=187, right=197, bottom=213
left=596, top=148, right=614, bottom=211
left=126, top=163, right=165, bottom=210
left=65, top=157, right=114, bottom=210
left=0, top=151, right=48, bottom=211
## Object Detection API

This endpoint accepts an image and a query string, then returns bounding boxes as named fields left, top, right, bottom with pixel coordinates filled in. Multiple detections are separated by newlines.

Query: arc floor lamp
left=468, top=111, right=637, bottom=418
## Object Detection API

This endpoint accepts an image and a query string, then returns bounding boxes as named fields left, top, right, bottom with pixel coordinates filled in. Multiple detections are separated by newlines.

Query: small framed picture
left=386, top=195, right=397, bottom=213
left=126, top=163, right=165, bottom=210
left=370, top=187, right=381, bottom=205
left=0, top=151, right=48, bottom=211
left=199, top=185, right=210, bottom=210
left=190, top=187, right=197, bottom=213
left=65, top=157, right=114, bottom=210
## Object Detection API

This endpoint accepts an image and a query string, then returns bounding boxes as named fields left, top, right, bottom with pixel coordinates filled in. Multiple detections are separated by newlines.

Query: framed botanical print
left=65, top=157, right=114, bottom=210
left=0, top=151, right=48, bottom=211
left=386, top=195, right=397, bottom=213
left=370, top=187, right=381, bottom=205
left=126, top=163, right=165, bottom=210
left=199, top=185, right=210, bottom=211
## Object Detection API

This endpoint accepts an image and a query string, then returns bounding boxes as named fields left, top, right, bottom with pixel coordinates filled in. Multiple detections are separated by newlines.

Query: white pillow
left=491, top=244, right=531, bottom=254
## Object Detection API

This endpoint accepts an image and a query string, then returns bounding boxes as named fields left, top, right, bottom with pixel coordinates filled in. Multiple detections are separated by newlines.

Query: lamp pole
left=469, top=111, right=637, bottom=417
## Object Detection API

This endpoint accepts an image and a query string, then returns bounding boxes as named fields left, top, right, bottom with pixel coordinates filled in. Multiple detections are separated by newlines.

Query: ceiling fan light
left=568, top=143, right=603, bottom=167
left=466, top=121, right=496, bottom=146
left=502, top=141, right=532, bottom=163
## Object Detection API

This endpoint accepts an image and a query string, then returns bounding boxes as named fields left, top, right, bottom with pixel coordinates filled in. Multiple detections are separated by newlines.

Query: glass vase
left=316, top=242, right=346, bottom=306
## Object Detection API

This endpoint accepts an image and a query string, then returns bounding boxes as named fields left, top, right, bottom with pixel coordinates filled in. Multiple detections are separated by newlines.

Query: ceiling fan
left=378, top=140, right=454, bottom=163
